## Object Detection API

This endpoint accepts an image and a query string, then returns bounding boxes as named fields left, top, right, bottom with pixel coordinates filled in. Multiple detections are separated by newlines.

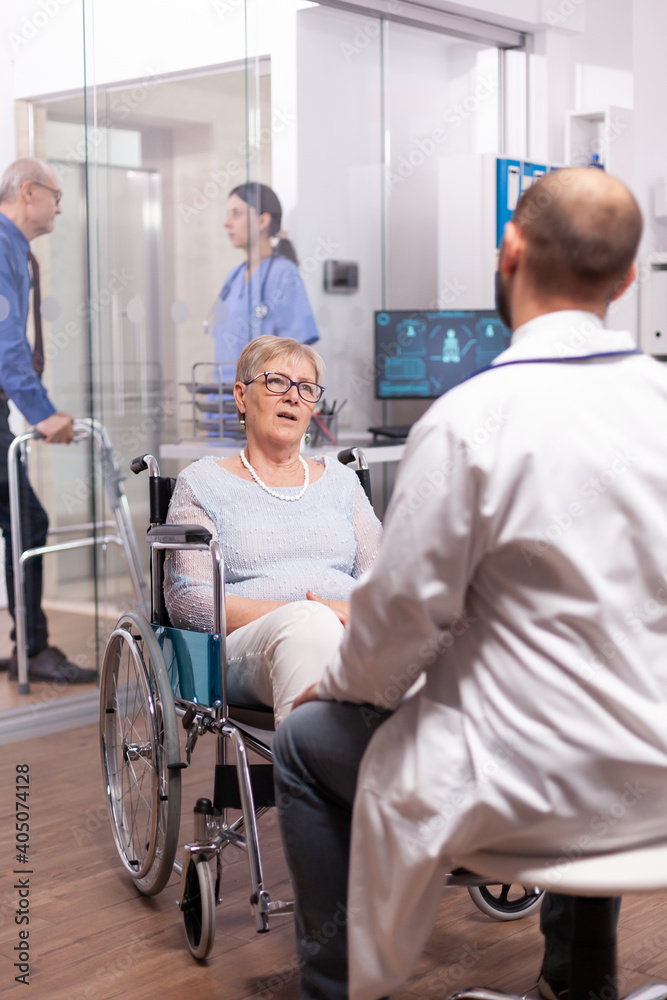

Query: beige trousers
left=225, top=600, right=345, bottom=726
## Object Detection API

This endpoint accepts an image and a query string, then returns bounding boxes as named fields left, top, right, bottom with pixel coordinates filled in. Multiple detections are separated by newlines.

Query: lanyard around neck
left=473, top=347, right=643, bottom=383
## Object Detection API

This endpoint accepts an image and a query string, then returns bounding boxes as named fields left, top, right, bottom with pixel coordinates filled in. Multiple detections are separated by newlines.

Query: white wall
left=526, top=0, right=633, bottom=167
left=296, top=5, right=383, bottom=433
left=411, top=0, right=577, bottom=32
left=0, top=26, right=16, bottom=169
left=632, top=0, right=667, bottom=258
left=384, top=29, right=499, bottom=310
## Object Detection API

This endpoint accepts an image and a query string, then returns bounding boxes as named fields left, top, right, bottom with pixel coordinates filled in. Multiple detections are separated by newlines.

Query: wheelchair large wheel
left=100, top=611, right=181, bottom=896
left=468, top=883, right=543, bottom=920
left=182, top=855, right=216, bottom=960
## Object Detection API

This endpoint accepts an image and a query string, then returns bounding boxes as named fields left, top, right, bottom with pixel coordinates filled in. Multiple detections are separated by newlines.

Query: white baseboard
left=0, top=690, right=99, bottom=745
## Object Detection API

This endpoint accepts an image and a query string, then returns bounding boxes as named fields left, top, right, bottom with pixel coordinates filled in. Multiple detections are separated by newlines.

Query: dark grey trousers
left=273, top=700, right=615, bottom=1000
left=0, top=402, right=49, bottom=656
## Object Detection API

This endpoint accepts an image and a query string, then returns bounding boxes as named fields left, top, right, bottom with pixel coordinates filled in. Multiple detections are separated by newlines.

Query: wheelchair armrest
left=146, top=524, right=213, bottom=544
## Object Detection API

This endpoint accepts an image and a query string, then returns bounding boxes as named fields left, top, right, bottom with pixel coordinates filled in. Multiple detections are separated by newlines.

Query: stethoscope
left=203, top=253, right=278, bottom=335
left=223, top=252, right=277, bottom=319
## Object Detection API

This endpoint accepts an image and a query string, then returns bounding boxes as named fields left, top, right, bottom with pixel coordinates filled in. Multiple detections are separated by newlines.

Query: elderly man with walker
left=0, top=157, right=95, bottom=684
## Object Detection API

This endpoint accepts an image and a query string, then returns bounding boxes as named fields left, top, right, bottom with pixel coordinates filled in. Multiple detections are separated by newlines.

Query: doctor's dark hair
left=512, top=167, right=642, bottom=303
left=229, top=182, right=299, bottom=266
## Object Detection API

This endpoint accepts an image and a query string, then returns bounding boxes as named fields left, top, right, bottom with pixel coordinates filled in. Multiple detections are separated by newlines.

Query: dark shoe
left=538, top=974, right=569, bottom=1000
left=9, top=646, right=97, bottom=684
left=0, top=656, right=10, bottom=671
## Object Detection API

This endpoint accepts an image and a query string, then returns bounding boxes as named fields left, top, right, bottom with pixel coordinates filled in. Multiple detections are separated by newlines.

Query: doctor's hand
left=292, top=683, right=321, bottom=710
left=306, top=590, right=350, bottom=627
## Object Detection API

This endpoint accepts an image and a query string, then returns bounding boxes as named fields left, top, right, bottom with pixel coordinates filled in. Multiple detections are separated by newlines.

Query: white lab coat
left=316, top=311, right=667, bottom=1000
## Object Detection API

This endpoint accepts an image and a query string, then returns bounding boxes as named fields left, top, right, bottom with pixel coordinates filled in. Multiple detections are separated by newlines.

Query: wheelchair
left=99, top=448, right=542, bottom=962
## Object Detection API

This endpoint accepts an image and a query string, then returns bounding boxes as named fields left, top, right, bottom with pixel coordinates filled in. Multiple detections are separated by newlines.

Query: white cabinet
left=639, top=254, right=667, bottom=356
left=565, top=107, right=638, bottom=342
left=564, top=107, right=633, bottom=185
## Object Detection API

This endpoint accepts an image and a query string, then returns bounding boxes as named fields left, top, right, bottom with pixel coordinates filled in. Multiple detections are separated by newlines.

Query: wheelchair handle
left=337, top=447, right=369, bottom=471
left=131, top=453, right=160, bottom=476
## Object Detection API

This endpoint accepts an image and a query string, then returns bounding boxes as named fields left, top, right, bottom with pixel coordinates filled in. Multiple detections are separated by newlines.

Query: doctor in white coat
left=273, top=167, right=667, bottom=1000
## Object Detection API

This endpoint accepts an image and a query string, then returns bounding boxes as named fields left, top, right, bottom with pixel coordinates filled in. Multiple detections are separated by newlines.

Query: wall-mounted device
left=323, top=260, right=359, bottom=294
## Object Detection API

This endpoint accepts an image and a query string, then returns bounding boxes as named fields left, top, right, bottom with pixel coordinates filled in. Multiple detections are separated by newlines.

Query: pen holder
left=308, top=411, right=338, bottom=448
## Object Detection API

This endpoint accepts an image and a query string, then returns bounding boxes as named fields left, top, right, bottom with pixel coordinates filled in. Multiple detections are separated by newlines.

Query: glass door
left=0, top=0, right=509, bottom=717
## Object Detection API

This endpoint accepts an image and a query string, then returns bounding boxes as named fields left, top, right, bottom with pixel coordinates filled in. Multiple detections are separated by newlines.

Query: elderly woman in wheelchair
left=99, top=335, right=383, bottom=959
left=163, top=335, right=382, bottom=724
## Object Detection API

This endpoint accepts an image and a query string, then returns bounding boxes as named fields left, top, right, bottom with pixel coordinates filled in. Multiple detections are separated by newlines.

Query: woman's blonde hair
left=236, top=336, right=325, bottom=387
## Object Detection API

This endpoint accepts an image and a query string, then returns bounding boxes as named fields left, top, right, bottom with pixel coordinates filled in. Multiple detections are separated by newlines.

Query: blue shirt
left=0, top=213, right=55, bottom=424
left=212, top=254, right=319, bottom=381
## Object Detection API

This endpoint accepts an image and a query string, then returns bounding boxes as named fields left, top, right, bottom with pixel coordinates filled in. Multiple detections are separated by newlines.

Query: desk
left=159, top=436, right=406, bottom=466
left=159, top=437, right=405, bottom=516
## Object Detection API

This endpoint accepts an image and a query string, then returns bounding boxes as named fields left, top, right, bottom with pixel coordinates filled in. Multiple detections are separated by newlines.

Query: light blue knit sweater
left=164, top=455, right=382, bottom=632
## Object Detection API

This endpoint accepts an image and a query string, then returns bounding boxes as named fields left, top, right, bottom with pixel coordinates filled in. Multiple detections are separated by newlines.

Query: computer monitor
left=375, top=309, right=512, bottom=400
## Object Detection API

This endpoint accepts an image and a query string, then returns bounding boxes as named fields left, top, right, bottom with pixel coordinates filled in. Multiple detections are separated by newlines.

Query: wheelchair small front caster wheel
left=468, top=883, right=543, bottom=920
left=183, top=856, right=216, bottom=959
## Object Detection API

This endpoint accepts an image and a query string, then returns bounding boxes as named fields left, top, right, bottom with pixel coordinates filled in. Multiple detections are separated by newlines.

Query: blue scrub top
left=212, top=254, right=319, bottom=380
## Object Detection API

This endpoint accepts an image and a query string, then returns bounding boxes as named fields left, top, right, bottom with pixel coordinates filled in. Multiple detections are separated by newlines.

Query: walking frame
left=8, top=417, right=150, bottom=693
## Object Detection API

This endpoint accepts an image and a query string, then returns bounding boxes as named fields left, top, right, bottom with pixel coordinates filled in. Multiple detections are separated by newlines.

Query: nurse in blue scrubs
left=212, top=183, right=319, bottom=383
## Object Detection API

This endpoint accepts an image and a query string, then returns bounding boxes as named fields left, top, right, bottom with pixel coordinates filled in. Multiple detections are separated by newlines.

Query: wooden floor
left=0, top=605, right=117, bottom=712
left=1, top=723, right=667, bottom=1000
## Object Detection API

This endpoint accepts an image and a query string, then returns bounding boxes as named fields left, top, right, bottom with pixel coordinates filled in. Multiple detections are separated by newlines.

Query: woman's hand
left=306, top=590, right=350, bottom=627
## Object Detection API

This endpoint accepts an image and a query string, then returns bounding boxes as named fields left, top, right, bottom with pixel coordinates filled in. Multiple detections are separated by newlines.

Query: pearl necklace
left=239, top=448, right=310, bottom=501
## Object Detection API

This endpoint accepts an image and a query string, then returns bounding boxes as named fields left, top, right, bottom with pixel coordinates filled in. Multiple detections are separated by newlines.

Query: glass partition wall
left=6, top=4, right=106, bottom=693
left=4, top=0, right=512, bottom=716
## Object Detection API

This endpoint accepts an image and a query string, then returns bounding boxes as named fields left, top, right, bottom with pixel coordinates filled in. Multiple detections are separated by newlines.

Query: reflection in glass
left=126, top=295, right=146, bottom=325
left=385, top=22, right=499, bottom=310
left=211, top=183, right=319, bottom=384
left=170, top=300, right=189, bottom=324
left=39, top=295, right=60, bottom=322
left=295, top=3, right=383, bottom=436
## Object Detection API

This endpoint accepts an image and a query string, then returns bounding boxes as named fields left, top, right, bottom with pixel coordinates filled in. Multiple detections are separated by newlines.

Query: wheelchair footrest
left=214, top=763, right=275, bottom=811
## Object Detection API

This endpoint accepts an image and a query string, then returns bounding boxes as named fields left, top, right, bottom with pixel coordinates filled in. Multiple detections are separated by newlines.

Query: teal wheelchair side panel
left=153, top=625, right=263, bottom=709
